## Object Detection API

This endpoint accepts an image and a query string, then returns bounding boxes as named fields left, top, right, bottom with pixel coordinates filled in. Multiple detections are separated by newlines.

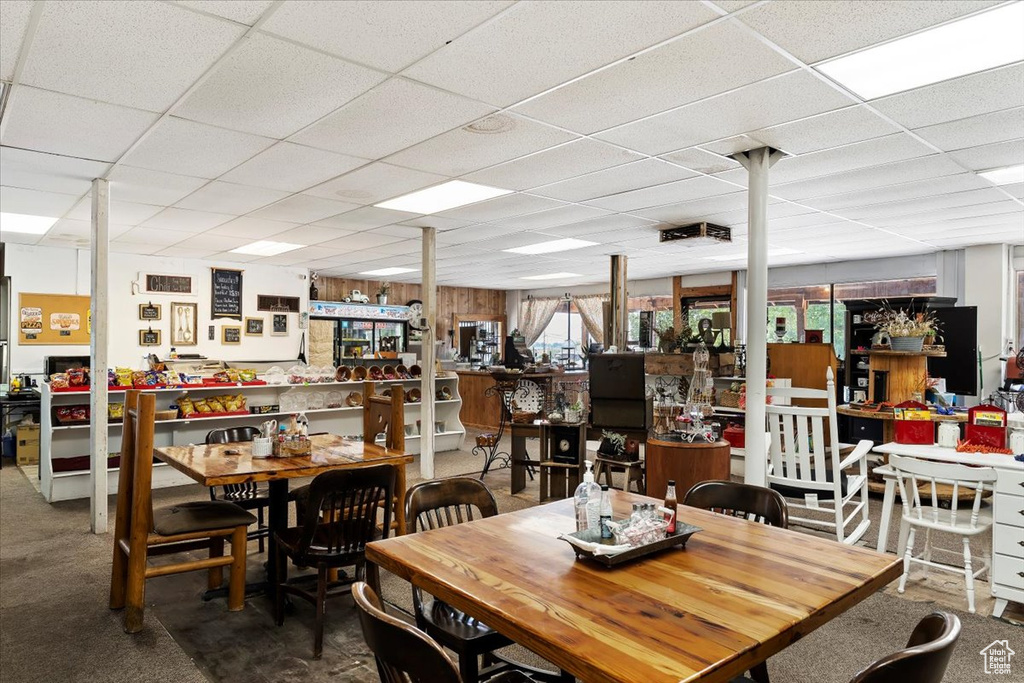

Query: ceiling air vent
left=659, top=222, right=731, bottom=246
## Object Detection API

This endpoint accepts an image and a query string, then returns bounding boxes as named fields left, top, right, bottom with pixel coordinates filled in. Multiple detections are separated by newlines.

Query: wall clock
left=406, top=299, right=428, bottom=330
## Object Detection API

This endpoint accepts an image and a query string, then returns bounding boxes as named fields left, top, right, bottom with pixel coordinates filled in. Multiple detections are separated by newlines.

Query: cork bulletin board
left=19, top=293, right=91, bottom=345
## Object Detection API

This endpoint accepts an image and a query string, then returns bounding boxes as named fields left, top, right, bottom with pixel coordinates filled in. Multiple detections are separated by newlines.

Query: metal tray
left=562, top=521, right=702, bottom=567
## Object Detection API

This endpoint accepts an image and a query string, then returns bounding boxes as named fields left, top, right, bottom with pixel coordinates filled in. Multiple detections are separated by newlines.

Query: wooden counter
left=645, top=438, right=731, bottom=500
left=836, top=404, right=966, bottom=444
left=456, top=370, right=588, bottom=431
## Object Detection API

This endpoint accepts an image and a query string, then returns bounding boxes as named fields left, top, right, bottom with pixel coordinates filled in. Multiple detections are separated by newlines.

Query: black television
left=928, top=306, right=977, bottom=396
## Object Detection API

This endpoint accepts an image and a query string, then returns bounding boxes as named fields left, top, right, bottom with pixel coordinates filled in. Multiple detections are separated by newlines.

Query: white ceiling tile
left=66, top=197, right=164, bottom=225
left=208, top=251, right=263, bottom=263
left=872, top=63, right=1024, bottom=129
left=398, top=216, right=472, bottom=231
left=385, top=113, right=577, bottom=176
left=1001, top=182, right=1024, bottom=200
left=176, top=33, right=386, bottom=139
left=0, top=1, right=32, bottom=81
left=109, top=242, right=165, bottom=256
left=771, top=154, right=967, bottom=201
left=21, top=0, right=245, bottom=111
left=738, top=0, right=999, bottom=63
left=0, top=147, right=110, bottom=195
left=745, top=105, right=900, bottom=156
left=436, top=193, right=566, bottom=222
left=263, top=0, right=513, bottom=73
left=358, top=237, right=423, bottom=256
left=114, top=226, right=188, bottom=247
left=173, top=233, right=250, bottom=252
left=487, top=205, right=614, bottom=231
left=529, top=159, right=696, bottom=202
left=304, top=162, right=446, bottom=204
left=540, top=213, right=659, bottom=238
left=314, top=206, right=420, bottom=231
left=175, top=180, right=289, bottom=214
left=913, top=107, right=1024, bottom=151
left=632, top=190, right=751, bottom=224
left=805, top=173, right=993, bottom=211
left=120, top=117, right=275, bottom=179
left=1, top=86, right=160, bottom=162
left=947, top=139, right=1024, bottom=171
left=207, top=216, right=302, bottom=239
left=45, top=218, right=134, bottom=241
left=1, top=186, right=80, bottom=218
left=171, top=0, right=274, bottom=25
left=464, top=138, right=644, bottom=190
left=659, top=148, right=740, bottom=174
left=587, top=175, right=741, bottom=213
left=289, top=77, right=496, bottom=160
left=764, top=133, right=935, bottom=185
left=404, top=1, right=718, bottom=106
left=249, top=194, right=360, bottom=223
left=219, top=142, right=368, bottom=192
left=710, top=1, right=759, bottom=11
left=596, top=70, right=854, bottom=155
left=877, top=201, right=1023, bottom=229
left=372, top=224, right=427, bottom=239
left=514, top=21, right=795, bottom=133
left=106, top=166, right=209, bottom=206
left=155, top=246, right=220, bottom=259
left=317, top=231, right=405, bottom=251
left=140, top=207, right=233, bottom=233
left=262, top=224, right=355, bottom=245
left=832, top=187, right=1011, bottom=221
left=437, top=223, right=525, bottom=245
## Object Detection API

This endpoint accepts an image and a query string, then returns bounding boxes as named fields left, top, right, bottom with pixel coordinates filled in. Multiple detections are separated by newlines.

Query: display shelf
left=867, top=349, right=946, bottom=357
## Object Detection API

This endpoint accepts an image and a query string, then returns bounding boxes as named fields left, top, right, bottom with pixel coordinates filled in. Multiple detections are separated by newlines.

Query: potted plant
left=565, top=398, right=583, bottom=424
left=874, top=305, right=941, bottom=352
left=598, top=430, right=627, bottom=460
left=376, top=281, right=391, bottom=305
left=655, top=325, right=677, bottom=353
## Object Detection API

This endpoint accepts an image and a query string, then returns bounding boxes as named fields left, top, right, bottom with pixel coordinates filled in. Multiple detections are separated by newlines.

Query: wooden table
left=645, top=438, right=731, bottom=500
left=366, top=490, right=901, bottom=683
left=155, top=434, right=412, bottom=590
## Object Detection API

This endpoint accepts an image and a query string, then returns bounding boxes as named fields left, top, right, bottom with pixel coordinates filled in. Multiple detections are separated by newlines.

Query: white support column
left=733, top=147, right=783, bottom=487
left=420, top=227, right=437, bottom=479
left=90, top=178, right=110, bottom=533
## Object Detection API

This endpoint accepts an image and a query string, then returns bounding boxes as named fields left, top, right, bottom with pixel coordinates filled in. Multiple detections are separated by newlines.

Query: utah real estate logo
left=980, top=640, right=1015, bottom=675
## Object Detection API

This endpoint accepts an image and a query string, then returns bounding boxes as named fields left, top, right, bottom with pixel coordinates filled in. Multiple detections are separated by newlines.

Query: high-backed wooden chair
left=206, top=426, right=269, bottom=552
left=109, top=390, right=255, bottom=633
left=363, top=380, right=404, bottom=451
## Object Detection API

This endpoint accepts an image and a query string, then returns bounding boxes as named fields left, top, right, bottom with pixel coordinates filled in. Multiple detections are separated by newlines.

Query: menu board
left=18, top=293, right=91, bottom=345
left=144, top=273, right=193, bottom=294
left=211, top=268, right=243, bottom=320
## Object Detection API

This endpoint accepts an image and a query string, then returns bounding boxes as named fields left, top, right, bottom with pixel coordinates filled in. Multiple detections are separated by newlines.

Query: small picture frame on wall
left=271, top=314, right=288, bottom=336
left=208, top=325, right=215, bottom=341
left=138, top=303, right=162, bottom=321
left=245, top=317, right=264, bottom=336
left=139, top=328, right=161, bottom=346
left=222, top=326, right=242, bottom=345
left=169, top=302, right=198, bottom=346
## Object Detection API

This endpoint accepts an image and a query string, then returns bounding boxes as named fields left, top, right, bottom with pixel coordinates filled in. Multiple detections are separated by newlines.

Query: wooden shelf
left=858, top=349, right=946, bottom=357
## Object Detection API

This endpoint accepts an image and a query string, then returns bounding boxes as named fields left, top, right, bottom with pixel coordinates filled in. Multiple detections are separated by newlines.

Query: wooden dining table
left=366, top=490, right=902, bottom=683
left=155, top=433, right=412, bottom=590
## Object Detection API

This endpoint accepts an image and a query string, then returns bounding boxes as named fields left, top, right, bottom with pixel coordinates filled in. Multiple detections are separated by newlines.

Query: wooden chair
left=890, top=455, right=996, bottom=613
left=206, top=426, right=269, bottom=552
left=849, top=611, right=961, bottom=682
left=274, top=464, right=395, bottom=659
left=765, top=368, right=872, bottom=544
left=109, top=390, right=255, bottom=633
left=364, top=380, right=404, bottom=452
left=352, top=581, right=534, bottom=683
left=593, top=456, right=644, bottom=494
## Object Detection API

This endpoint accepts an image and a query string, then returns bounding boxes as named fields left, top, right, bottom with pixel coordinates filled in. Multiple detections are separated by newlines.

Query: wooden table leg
left=395, top=463, right=407, bottom=536
left=511, top=432, right=527, bottom=494
left=365, top=560, right=381, bottom=594
left=266, top=479, right=289, bottom=592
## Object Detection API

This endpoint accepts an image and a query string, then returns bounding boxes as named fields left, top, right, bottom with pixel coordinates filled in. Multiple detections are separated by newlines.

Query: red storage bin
left=965, top=404, right=1007, bottom=449
left=723, top=424, right=745, bottom=449
left=894, top=401, right=934, bottom=445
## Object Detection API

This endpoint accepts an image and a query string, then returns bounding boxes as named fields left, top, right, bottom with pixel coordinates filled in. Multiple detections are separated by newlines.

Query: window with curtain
left=530, top=300, right=585, bottom=367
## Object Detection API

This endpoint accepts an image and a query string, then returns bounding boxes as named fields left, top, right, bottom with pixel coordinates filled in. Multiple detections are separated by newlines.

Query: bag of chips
left=50, top=373, right=70, bottom=389
left=206, top=396, right=226, bottom=413
left=108, top=403, right=124, bottom=419
left=238, top=369, right=256, bottom=382
left=223, top=394, right=245, bottom=412
left=115, top=368, right=133, bottom=386
left=194, top=398, right=212, bottom=413
left=177, top=396, right=196, bottom=417
left=68, top=367, right=87, bottom=387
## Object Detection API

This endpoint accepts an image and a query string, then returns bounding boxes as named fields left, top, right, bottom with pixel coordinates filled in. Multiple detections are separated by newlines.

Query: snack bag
left=50, top=373, right=70, bottom=389
left=194, top=398, right=212, bottom=413
left=108, top=403, right=124, bottom=419
left=115, top=368, right=133, bottom=386
left=68, top=367, right=87, bottom=386
left=177, top=396, right=196, bottom=417
left=238, top=369, right=256, bottom=382
left=206, top=397, right=226, bottom=413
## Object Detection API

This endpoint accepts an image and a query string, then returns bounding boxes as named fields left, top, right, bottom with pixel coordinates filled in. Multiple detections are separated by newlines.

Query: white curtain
left=573, top=294, right=608, bottom=345
left=519, top=297, right=561, bottom=347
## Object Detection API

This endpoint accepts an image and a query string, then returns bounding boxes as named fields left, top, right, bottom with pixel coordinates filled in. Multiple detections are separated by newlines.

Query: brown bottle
left=664, top=479, right=677, bottom=534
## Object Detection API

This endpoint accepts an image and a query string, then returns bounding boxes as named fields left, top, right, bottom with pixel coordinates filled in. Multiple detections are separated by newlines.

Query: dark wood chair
left=849, top=611, right=961, bottom=683
left=352, top=581, right=534, bottom=683
left=274, top=464, right=396, bottom=659
left=109, top=391, right=255, bottom=633
left=685, top=480, right=787, bottom=683
left=206, top=426, right=269, bottom=552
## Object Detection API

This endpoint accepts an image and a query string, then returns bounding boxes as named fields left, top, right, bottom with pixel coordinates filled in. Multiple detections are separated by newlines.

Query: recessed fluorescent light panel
left=816, top=3, right=1024, bottom=99
left=705, top=248, right=800, bottom=262
left=504, top=238, right=598, bottom=255
left=521, top=272, right=582, bottom=280
left=230, top=240, right=303, bottom=256
left=979, top=164, right=1024, bottom=186
left=359, top=267, right=418, bottom=276
left=0, top=212, right=58, bottom=235
left=375, top=180, right=512, bottom=214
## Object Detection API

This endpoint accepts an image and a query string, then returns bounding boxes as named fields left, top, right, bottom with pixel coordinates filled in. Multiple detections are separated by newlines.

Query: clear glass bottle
left=599, top=485, right=613, bottom=539
left=573, top=460, right=602, bottom=532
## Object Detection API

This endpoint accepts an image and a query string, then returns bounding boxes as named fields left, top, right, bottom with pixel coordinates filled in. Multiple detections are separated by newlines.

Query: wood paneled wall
left=317, top=277, right=506, bottom=344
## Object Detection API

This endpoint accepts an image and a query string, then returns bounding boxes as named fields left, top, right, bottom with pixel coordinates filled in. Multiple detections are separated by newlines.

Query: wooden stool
left=593, top=456, right=644, bottom=494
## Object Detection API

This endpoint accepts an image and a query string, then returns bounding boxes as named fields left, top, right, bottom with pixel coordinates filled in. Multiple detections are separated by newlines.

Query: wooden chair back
left=683, top=480, right=789, bottom=528
left=364, top=380, right=405, bottom=452
left=849, top=611, right=961, bottom=683
left=765, top=367, right=841, bottom=491
left=352, top=581, right=462, bottom=683
left=405, top=477, right=498, bottom=533
left=206, top=427, right=262, bottom=501
left=890, top=455, right=997, bottom=532
left=116, top=390, right=158, bottom=536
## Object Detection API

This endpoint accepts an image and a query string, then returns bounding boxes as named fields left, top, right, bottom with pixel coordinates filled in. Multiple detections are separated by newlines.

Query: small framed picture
left=245, top=317, right=264, bottom=336
left=138, top=303, right=162, bottom=321
left=222, top=326, right=241, bottom=345
left=170, top=302, right=198, bottom=346
left=208, top=325, right=215, bottom=341
left=271, top=314, right=288, bottom=336
left=139, top=328, right=161, bottom=346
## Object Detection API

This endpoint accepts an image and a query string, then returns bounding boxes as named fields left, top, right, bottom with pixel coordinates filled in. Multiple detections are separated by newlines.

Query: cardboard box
left=16, top=424, right=40, bottom=465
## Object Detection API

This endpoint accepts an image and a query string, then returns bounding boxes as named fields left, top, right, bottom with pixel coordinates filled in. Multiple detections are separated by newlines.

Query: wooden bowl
left=382, top=364, right=397, bottom=380
left=368, top=365, right=384, bottom=380
left=352, top=366, right=368, bottom=381
left=345, top=391, right=363, bottom=407
left=335, top=366, right=352, bottom=382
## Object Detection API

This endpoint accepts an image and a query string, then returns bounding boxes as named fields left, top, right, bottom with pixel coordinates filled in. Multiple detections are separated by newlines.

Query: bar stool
left=593, top=456, right=644, bottom=494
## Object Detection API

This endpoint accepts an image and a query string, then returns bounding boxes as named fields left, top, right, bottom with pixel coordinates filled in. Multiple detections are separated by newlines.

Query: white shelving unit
left=39, top=375, right=465, bottom=502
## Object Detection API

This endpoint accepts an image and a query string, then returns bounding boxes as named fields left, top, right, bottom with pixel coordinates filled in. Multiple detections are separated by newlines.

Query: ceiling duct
left=658, top=222, right=731, bottom=246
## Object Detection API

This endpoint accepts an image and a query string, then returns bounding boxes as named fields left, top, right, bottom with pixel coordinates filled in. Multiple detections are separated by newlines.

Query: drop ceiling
left=0, top=0, right=1021, bottom=289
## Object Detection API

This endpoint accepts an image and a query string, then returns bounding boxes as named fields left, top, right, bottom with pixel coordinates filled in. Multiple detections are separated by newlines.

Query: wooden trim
left=678, top=284, right=732, bottom=298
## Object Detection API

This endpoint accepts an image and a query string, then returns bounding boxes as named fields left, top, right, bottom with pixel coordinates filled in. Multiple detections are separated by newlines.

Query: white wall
left=6, top=244, right=309, bottom=377
left=964, top=243, right=1012, bottom=401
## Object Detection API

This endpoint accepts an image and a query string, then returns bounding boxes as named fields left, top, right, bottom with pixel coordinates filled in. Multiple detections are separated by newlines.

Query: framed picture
left=271, top=314, right=288, bottom=336
left=139, top=328, right=161, bottom=346
left=257, top=295, right=301, bottom=313
left=208, top=325, right=215, bottom=341
left=170, top=302, right=198, bottom=346
left=222, top=326, right=241, bottom=345
left=245, top=317, right=264, bottom=336
left=138, top=303, right=162, bottom=321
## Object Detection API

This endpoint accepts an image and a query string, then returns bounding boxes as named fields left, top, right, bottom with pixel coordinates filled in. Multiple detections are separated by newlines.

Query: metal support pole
left=609, top=254, right=628, bottom=350
left=90, top=178, right=110, bottom=533
left=733, top=147, right=783, bottom=487
left=420, top=227, right=437, bottom=479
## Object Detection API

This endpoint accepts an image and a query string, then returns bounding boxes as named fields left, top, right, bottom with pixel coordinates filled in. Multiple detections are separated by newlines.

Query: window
left=1017, top=270, right=1024, bottom=352
left=679, top=297, right=732, bottom=345
left=627, top=295, right=674, bottom=347
left=530, top=301, right=585, bottom=368
left=767, top=284, right=831, bottom=346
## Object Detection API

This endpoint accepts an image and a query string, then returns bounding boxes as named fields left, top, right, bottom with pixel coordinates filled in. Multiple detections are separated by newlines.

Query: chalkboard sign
left=145, top=273, right=193, bottom=294
left=272, top=314, right=288, bottom=336
left=139, top=329, right=161, bottom=346
left=222, top=326, right=241, bottom=345
left=211, top=268, right=243, bottom=319
left=139, top=303, right=161, bottom=320
left=257, top=295, right=300, bottom=313
left=245, top=317, right=263, bottom=335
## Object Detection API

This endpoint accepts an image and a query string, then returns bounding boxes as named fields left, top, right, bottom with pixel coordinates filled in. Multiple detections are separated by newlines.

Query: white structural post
left=90, top=178, right=110, bottom=533
left=733, top=147, right=783, bottom=487
left=420, top=227, right=437, bottom=479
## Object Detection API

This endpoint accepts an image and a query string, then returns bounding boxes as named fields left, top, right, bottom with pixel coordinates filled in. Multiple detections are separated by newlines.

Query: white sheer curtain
left=519, top=297, right=561, bottom=347
left=573, top=294, right=608, bottom=345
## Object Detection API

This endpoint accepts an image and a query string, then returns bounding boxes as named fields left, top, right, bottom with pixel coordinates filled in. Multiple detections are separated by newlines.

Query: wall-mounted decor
left=257, top=295, right=301, bottom=313
left=208, top=325, right=215, bottom=341
left=18, top=293, right=91, bottom=345
left=139, top=328, right=161, bottom=346
left=805, top=330, right=824, bottom=344
left=138, top=302, right=162, bottom=321
left=222, top=326, right=242, bottom=345
left=211, top=268, right=243, bottom=320
left=170, top=302, right=198, bottom=346
left=272, top=314, right=288, bottom=336
left=142, top=273, right=193, bottom=295
left=245, top=317, right=264, bottom=336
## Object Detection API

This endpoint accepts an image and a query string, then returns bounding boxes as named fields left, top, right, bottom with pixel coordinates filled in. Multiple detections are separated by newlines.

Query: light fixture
left=979, top=164, right=1024, bottom=186
left=815, top=3, right=1024, bottom=100
left=705, top=247, right=800, bottom=262
left=230, top=240, right=303, bottom=256
left=374, top=180, right=513, bottom=214
left=521, top=272, right=583, bottom=280
left=504, top=238, right=598, bottom=255
left=359, top=267, right=418, bottom=276
left=0, top=212, right=58, bottom=235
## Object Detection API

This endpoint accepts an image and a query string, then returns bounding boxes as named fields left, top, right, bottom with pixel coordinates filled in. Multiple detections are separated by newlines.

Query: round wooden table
left=645, top=438, right=731, bottom=500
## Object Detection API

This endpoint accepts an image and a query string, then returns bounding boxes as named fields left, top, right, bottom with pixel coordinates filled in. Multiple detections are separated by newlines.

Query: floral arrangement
left=874, top=305, right=941, bottom=339
left=376, top=281, right=392, bottom=296
left=600, top=430, right=626, bottom=454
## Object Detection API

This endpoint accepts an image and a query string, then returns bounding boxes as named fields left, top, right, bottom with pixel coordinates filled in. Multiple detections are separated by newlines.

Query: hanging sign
left=143, top=273, right=194, bottom=295
left=211, top=268, right=243, bottom=320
